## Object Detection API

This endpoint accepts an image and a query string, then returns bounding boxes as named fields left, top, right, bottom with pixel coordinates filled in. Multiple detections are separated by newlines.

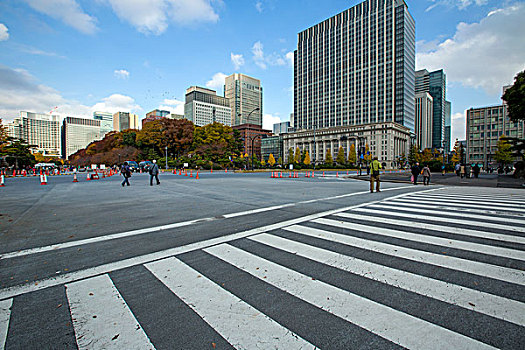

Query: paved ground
left=0, top=172, right=524, bottom=349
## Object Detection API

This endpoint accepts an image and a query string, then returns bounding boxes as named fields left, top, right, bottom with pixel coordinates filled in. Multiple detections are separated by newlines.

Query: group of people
left=369, top=158, right=433, bottom=192
left=410, top=163, right=432, bottom=185
left=454, top=163, right=481, bottom=179
left=120, top=160, right=160, bottom=187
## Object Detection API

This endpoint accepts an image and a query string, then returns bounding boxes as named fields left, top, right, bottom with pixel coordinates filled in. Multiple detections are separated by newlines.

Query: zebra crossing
left=1, top=187, right=524, bottom=349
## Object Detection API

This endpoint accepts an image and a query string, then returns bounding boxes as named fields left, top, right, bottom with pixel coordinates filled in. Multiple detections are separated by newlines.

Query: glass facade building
left=293, top=0, right=415, bottom=132
left=444, top=100, right=451, bottom=152
left=415, top=69, right=446, bottom=149
left=225, top=74, right=263, bottom=126
left=62, top=117, right=101, bottom=159
left=113, top=112, right=139, bottom=131
left=261, top=135, right=283, bottom=163
left=93, top=111, right=113, bottom=137
left=415, top=92, right=433, bottom=150
left=184, top=86, right=232, bottom=126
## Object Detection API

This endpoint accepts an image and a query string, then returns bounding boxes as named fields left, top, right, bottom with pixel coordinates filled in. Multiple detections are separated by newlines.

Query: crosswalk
left=1, top=187, right=524, bottom=349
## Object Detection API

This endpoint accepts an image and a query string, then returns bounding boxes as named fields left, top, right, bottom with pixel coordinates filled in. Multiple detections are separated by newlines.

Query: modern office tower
left=224, top=73, right=263, bottom=126
left=293, top=0, right=415, bottom=132
left=113, top=112, right=139, bottom=131
left=7, top=111, right=62, bottom=156
left=261, top=135, right=283, bottom=163
left=415, top=92, right=433, bottom=150
left=62, top=117, right=101, bottom=159
left=416, top=69, right=447, bottom=149
left=273, top=121, right=292, bottom=136
left=184, top=86, right=232, bottom=126
left=142, top=109, right=170, bottom=127
left=467, top=99, right=524, bottom=168
left=93, top=111, right=113, bottom=137
left=444, top=100, right=451, bottom=152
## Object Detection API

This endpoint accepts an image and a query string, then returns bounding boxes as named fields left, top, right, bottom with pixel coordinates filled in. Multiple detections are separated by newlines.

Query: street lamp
left=237, top=107, right=260, bottom=125
left=165, top=146, right=168, bottom=170
left=247, top=134, right=261, bottom=171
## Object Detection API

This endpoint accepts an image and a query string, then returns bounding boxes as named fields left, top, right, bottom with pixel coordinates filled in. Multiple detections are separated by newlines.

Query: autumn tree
left=348, top=143, right=356, bottom=165
left=287, top=148, right=294, bottom=164
left=325, top=149, right=333, bottom=167
left=303, top=151, right=311, bottom=166
left=495, top=137, right=513, bottom=166
left=294, top=147, right=301, bottom=164
left=408, top=145, right=420, bottom=165
left=364, top=144, right=372, bottom=163
left=420, top=148, right=433, bottom=163
left=268, top=153, right=276, bottom=167
left=336, top=146, right=346, bottom=165
left=193, top=122, right=237, bottom=165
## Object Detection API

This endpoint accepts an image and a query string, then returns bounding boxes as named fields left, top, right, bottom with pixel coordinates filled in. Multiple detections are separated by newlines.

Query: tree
left=451, top=139, right=461, bottom=163
left=420, top=148, right=433, bottom=163
left=495, top=137, right=513, bottom=166
left=192, top=122, right=237, bottom=166
left=288, top=148, right=294, bottom=164
left=348, top=144, right=356, bottom=165
left=0, top=119, right=9, bottom=155
left=277, top=156, right=283, bottom=166
left=502, top=69, right=525, bottom=122
left=268, top=153, right=276, bottom=167
left=325, top=149, right=333, bottom=166
left=294, top=147, right=301, bottom=164
left=260, top=158, right=266, bottom=167
left=364, top=144, right=372, bottom=163
left=336, top=146, right=346, bottom=165
left=303, top=151, right=311, bottom=166
left=2, top=140, right=36, bottom=169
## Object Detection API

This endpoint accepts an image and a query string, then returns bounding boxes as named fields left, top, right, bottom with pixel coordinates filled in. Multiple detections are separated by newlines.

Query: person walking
left=121, top=162, right=131, bottom=187
left=149, top=159, right=160, bottom=186
left=455, top=163, right=460, bottom=176
left=473, top=164, right=480, bottom=178
left=369, top=156, right=382, bottom=193
left=411, top=162, right=420, bottom=185
left=460, top=164, right=466, bottom=179
left=422, top=164, right=431, bottom=186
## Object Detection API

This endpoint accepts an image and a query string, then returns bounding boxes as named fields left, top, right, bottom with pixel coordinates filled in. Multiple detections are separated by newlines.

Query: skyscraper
left=113, top=112, right=139, bottom=131
left=444, top=100, right=451, bottom=152
left=7, top=111, right=62, bottom=156
left=184, top=86, right=232, bottom=126
left=224, top=73, right=263, bottom=126
left=415, top=69, right=447, bottom=149
left=415, top=92, right=433, bottom=150
left=293, top=0, right=415, bottom=132
left=62, top=117, right=101, bottom=159
left=93, top=111, right=113, bottom=137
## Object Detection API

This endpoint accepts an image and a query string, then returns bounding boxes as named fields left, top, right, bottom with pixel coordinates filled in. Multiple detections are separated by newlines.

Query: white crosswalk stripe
left=2, top=187, right=524, bottom=349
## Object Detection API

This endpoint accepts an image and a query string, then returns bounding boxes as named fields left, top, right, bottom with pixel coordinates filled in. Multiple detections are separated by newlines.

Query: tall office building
left=273, top=121, right=292, bottom=136
left=7, top=111, right=62, bottom=156
left=416, top=69, right=446, bottom=149
left=93, top=111, right=113, bottom=137
left=293, top=0, right=415, bottom=132
left=224, top=73, right=263, bottom=126
left=113, top=112, right=139, bottom=131
left=184, top=86, right=232, bottom=126
left=444, top=100, right=451, bottom=152
left=62, top=117, right=101, bottom=159
left=415, top=92, right=433, bottom=150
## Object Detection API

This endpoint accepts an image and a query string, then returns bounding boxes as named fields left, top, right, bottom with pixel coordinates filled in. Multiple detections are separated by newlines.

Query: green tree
left=336, top=146, right=346, bottom=165
left=277, top=156, right=283, bottom=166
left=287, top=148, right=294, bottom=165
left=294, top=147, right=301, bottom=164
left=325, top=149, right=333, bottom=167
left=192, top=122, right=237, bottom=166
left=420, top=148, right=433, bottom=163
left=303, top=151, right=311, bottom=166
left=2, top=140, right=36, bottom=169
left=268, top=153, right=276, bottom=167
left=495, top=137, right=513, bottom=166
left=348, top=144, right=356, bottom=165
left=502, top=69, right=525, bottom=122
left=408, top=145, right=420, bottom=165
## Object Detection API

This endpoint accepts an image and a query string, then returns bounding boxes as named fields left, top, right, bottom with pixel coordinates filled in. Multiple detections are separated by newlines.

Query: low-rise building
left=232, top=124, right=272, bottom=160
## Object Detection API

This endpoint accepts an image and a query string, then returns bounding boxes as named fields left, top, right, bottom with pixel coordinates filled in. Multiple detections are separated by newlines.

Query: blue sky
left=1, top=0, right=524, bottom=143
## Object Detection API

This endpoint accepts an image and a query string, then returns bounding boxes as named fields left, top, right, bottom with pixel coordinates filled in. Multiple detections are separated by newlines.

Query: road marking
left=0, top=186, right=413, bottom=260
left=66, top=274, right=155, bottom=350
left=146, top=257, right=315, bottom=350
left=417, top=193, right=525, bottom=204
left=312, top=217, right=525, bottom=261
left=336, top=211, right=525, bottom=245
left=285, top=224, right=525, bottom=286
left=0, top=299, right=12, bottom=350
left=0, top=187, right=439, bottom=301
left=405, top=195, right=525, bottom=208
left=205, top=244, right=496, bottom=350
left=387, top=198, right=525, bottom=214
left=250, top=233, right=525, bottom=326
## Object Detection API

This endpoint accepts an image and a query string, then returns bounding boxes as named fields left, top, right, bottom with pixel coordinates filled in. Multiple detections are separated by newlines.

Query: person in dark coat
left=411, top=162, right=420, bottom=185
left=473, top=164, right=480, bottom=178
left=121, top=162, right=131, bottom=187
left=149, top=159, right=160, bottom=186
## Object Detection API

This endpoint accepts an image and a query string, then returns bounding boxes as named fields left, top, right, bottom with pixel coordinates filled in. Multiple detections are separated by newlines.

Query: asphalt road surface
left=1, top=171, right=524, bottom=349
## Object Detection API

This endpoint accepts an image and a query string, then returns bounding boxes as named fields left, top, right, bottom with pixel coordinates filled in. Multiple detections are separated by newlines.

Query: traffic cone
left=185, top=170, right=188, bottom=176
left=190, top=170, right=193, bottom=178
left=271, top=172, right=274, bottom=178
left=312, top=171, right=315, bottom=177
left=87, top=173, right=91, bottom=181
left=196, top=171, right=199, bottom=179
left=73, top=173, right=78, bottom=182
left=12, top=170, right=16, bottom=177
left=289, top=172, right=292, bottom=178
left=210, top=168, right=213, bottom=174
left=336, top=172, right=339, bottom=178
left=225, top=168, right=228, bottom=173
left=23, top=170, right=27, bottom=177
left=40, top=174, right=47, bottom=185
left=0, top=174, right=5, bottom=187
left=323, top=171, right=325, bottom=177
left=280, top=172, right=283, bottom=178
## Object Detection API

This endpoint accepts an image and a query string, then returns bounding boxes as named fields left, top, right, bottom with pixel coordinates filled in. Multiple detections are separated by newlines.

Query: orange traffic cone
left=40, top=174, right=47, bottom=185
left=196, top=171, right=199, bottom=179
left=289, top=172, right=292, bottom=178
left=225, top=168, right=228, bottom=173
left=312, top=171, right=315, bottom=177
left=190, top=170, right=193, bottom=178
left=336, top=172, right=339, bottom=178
left=210, top=168, right=213, bottom=174
left=0, top=174, right=5, bottom=187
left=323, top=171, right=325, bottom=177
left=73, top=173, right=78, bottom=182
left=280, top=172, right=283, bottom=178
left=185, top=170, right=188, bottom=176
left=87, top=173, right=91, bottom=181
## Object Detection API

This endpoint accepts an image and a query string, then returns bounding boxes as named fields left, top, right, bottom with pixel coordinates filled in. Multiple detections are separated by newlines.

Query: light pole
left=165, top=146, right=168, bottom=170
left=248, top=134, right=261, bottom=171
left=312, top=123, right=317, bottom=170
left=237, top=107, right=260, bottom=125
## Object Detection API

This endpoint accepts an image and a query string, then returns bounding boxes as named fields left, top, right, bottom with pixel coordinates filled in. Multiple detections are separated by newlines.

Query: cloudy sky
left=0, top=0, right=524, bottom=142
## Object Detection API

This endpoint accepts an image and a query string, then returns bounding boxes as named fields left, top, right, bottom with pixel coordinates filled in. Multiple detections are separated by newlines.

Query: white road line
left=312, top=217, right=525, bottom=261
left=284, top=224, right=525, bottom=286
left=387, top=198, right=525, bottom=214
left=0, top=187, right=435, bottom=301
left=404, top=195, right=525, bottom=208
left=0, top=299, right=12, bottom=350
left=250, top=234, right=525, bottom=326
left=420, top=193, right=525, bottom=204
left=337, top=211, right=525, bottom=245
left=0, top=186, right=412, bottom=260
left=369, top=204, right=525, bottom=225
left=145, top=257, right=315, bottom=350
left=377, top=201, right=525, bottom=218
left=205, top=244, right=496, bottom=350
left=66, top=274, right=155, bottom=350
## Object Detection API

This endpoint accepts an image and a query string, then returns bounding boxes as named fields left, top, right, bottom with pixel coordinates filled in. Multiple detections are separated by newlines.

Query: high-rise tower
left=224, top=73, right=263, bottom=126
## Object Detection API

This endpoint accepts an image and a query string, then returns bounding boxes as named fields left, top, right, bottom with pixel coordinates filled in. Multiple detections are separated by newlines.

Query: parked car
left=139, top=161, right=153, bottom=172
left=125, top=161, right=139, bottom=172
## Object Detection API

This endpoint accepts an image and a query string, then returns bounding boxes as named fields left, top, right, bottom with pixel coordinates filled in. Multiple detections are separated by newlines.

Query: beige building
left=283, top=122, right=411, bottom=168
left=224, top=73, right=263, bottom=126
left=6, top=111, right=62, bottom=156
left=184, top=86, right=232, bottom=126
left=62, top=117, right=101, bottom=159
left=415, top=92, right=433, bottom=150
left=113, top=112, right=139, bottom=131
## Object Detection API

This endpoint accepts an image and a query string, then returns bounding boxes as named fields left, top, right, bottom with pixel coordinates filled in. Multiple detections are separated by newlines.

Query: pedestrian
left=455, top=163, right=460, bottom=176
left=149, top=159, right=160, bottom=186
left=121, top=161, right=131, bottom=187
left=473, top=164, right=480, bottom=178
left=411, top=162, right=420, bottom=185
left=460, top=164, right=466, bottom=178
left=369, top=156, right=382, bottom=193
left=422, top=164, right=431, bottom=185
left=441, top=164, right=445, bottom=176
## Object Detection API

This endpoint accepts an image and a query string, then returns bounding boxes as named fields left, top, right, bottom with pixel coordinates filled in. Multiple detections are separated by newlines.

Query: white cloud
left=206, top=72, right=227, bottom=92
left=426, top=0, right=488, bottom=12
left=231, top=53, right=245, bottom=70
left=104, top=0, right=220, bottom=35
left=417, top=3, right=525, bottom=96
left=24, top=0, right=97, bottom=34
left=263, top=113, right=282, bottom=131
left=0, top=24, right=9, bottom=41
left=91, top=94, right=141, bottom=114
left=251, top=41, right=294, bottom=69
left=252, top=41, right=266, bottom=69
left=451, top=111, right=466, bottom=141
left=255, top=1, right=263, bottom=13
left=285, top=51, right=294, bottom=66
left=159, top=98, right=184, bottom=115
left=114, top=69, right=130, bottom=79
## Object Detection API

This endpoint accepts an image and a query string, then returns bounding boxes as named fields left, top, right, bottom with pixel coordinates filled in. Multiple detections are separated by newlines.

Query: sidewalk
left=351, top=171, right=525, bottom=189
